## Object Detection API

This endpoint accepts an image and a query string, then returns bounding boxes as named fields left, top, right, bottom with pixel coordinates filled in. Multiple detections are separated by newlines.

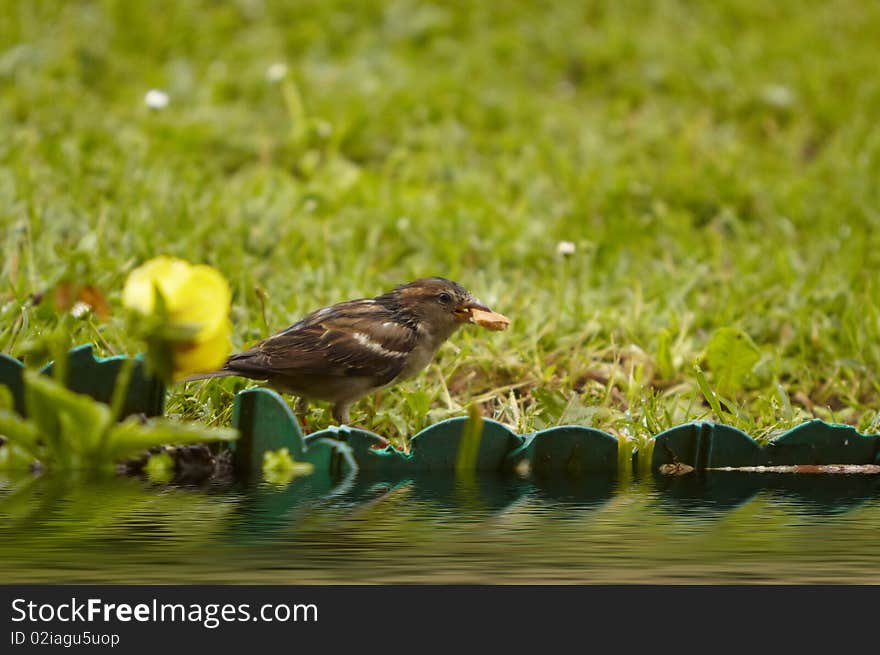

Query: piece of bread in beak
left=469, top=308, right=511, bottom=331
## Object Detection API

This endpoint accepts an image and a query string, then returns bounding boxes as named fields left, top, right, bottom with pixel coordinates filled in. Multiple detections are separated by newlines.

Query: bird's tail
left=179, top=369, right=235, bottom=384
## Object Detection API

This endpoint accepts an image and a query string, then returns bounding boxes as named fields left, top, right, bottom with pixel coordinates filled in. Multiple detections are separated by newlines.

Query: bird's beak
left=454, top=299, right=491, bottom=323
left=454, top=299, right=511, bottom=331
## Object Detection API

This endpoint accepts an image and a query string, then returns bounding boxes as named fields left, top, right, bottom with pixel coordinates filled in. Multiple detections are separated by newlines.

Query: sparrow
left=186, top=277, right=509, bottom=424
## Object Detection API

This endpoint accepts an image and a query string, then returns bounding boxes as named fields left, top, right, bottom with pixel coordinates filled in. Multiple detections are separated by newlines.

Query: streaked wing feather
left=225, top=300, right=417, bottom=385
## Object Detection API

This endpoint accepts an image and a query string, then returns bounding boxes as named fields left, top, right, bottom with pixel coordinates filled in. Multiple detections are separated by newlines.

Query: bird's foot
left=293, top=397, right=312, bottom=434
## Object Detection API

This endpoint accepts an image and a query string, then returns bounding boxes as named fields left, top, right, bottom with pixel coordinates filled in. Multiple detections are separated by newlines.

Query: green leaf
left=262, top=447, right=314, bottom=486
left=0, top=385, right=13, bottom=411
left=104, top=418, right=238, bottom=461
left=693, top=363, right=725, bottom=418
left=0, top=410, right=42, bottom=465
left=532, top=387, right=568, bottom=423
left=23, top=373, right=62, bottom=451
left=656, top=329, right=675, bottom=379
left=0, top=410, right=41, bottom=449
left=24, top=370, right=113, bottom=457
left=144, top=451, right=175, bottom=483
left=455, top=403, right=484, bottom=476
left=704, top=327, right=760, bottom=396
left=6, top=371, right=236, bottom=470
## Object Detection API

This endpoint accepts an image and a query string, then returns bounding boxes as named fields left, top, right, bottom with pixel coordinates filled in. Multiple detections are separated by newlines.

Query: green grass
left=3, top=0, right=880, bottom=449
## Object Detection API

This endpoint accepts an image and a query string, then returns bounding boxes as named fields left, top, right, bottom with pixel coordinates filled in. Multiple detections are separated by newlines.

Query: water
left=2, top=471, right=879, bottom=583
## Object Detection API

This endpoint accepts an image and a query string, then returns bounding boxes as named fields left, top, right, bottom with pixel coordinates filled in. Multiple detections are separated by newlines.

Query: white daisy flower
left=71, top=301, right=91, bottom=318
left=144, top=89, right=170, bottom=110
left=265, top=62, right=288, bottom=82
left=556, top=240, right=576, bottom=257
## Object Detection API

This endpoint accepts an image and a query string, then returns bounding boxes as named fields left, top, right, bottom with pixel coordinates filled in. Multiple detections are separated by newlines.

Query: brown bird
left=186, top=277, right=509, bottom=424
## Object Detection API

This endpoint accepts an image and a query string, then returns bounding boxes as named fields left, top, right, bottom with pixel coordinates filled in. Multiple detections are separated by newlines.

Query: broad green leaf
left=262, top=447, right=314, bottom=486
left=0, top=443, right=35, bottom=470
left=23, top=372, right=63, bottom=452
left=105, top=418, right=237, bottom=461
left=24, top=370, right=112, bottom=455
left=704, top=327, right=760, bottom=396
left=532, top=387, right=568, bottom=423
left=145, top=451, right=175, bottom=483
left=0, top=385, right=13, bottom=410
left=0, top=409, right=43, bottom=460
left=8, top=372, right=237, bottom=471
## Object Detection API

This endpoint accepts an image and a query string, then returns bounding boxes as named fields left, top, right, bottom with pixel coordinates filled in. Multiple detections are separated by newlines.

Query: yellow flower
left=123, top=257, right=232, bottom=379
left=171, top=319, right=232, bottom=380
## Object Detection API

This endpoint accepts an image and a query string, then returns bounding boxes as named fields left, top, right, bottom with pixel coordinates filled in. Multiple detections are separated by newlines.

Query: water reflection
left=340, top=473, right=532, bottom=514
left=653, top=471, right=880, bottom=516
left=228, top=473, right=350, bottom=543
left=2, top=471, right=880, bottom=583
left=530, top=474, right=617, bottom=511
left=227, top=472, right=619, bottom=538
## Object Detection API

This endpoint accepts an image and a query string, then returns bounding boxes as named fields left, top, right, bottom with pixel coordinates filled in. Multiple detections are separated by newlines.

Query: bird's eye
left=437, top=292, right=453, bottom=304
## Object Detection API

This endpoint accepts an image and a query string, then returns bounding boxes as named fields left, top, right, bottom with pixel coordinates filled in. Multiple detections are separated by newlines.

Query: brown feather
left=224, top=298, right=418, bottom=385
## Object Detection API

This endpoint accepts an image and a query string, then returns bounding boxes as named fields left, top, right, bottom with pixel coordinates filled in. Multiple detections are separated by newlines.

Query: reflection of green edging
left=654, top=471, right=880, bottom=515
left=0, top=344, right=164, bottom=418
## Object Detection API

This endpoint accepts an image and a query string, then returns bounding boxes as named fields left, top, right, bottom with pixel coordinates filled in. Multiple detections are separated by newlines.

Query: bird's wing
left=225, top=299, right=417, bottom=385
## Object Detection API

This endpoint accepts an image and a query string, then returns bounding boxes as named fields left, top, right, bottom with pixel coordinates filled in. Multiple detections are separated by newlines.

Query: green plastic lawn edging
left=214, top=390, right=880, bottom=476
left=303, top=415, right=523, bottom=475
left=2, top=344, right=879, bottom=477
left=232, top=387, right=355, bottom=479
left=650, top=420, right=880, bottom=470
left=0, top=344, right=164, bottom=418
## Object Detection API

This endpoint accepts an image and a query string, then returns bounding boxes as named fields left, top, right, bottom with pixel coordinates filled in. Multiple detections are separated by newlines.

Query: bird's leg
left=331, top=402, right=390, bottom=449
left=331, top=402, right=351, bottom=426
left=294, top=396, right=311, bottom=433
left=294, top=396, right=309, bottom=414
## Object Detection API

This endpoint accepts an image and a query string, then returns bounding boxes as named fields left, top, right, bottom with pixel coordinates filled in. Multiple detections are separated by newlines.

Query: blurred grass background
left=2, top=0, right=880, bottom=446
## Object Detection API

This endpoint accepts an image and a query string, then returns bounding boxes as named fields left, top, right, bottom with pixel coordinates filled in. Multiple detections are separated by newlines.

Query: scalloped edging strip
left=234, top=388, right=880, bottom=477
left=304, top=416, right=524, bottom=474
left=2, top=345, right=880, bottom=477
left=507, top=426, right=619, bottom=476
left=650, top=420, right=880, bottom=472
left=0, top=344, right=165, bottom=418
left=0, top=351, right=25, bottom=415
left=232, top=387, right=355, bottom=478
